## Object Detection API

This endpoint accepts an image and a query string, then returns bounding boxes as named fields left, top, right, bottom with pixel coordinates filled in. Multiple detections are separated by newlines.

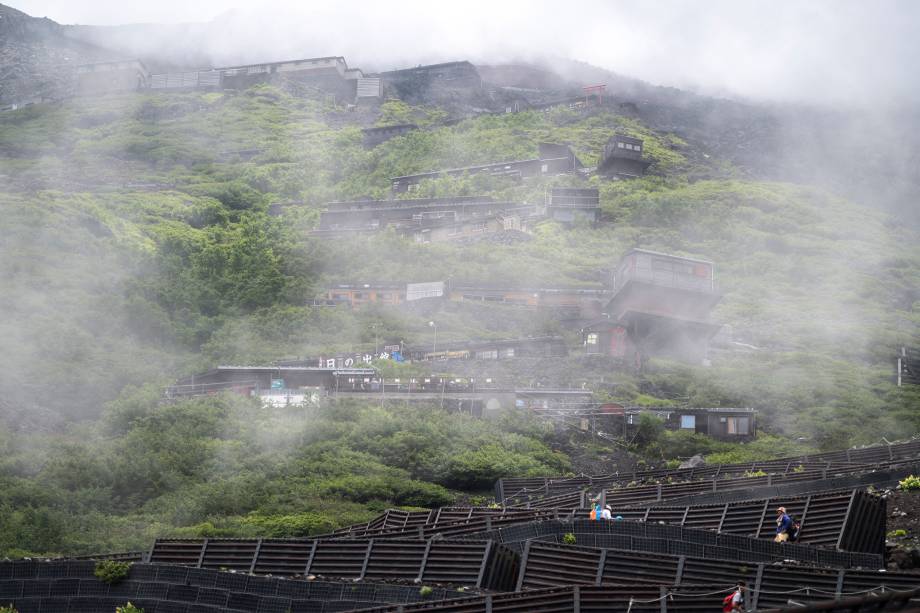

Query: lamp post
left=370, top=322, right=379, bottom=355
left=428, top=321, right=437, bottom=355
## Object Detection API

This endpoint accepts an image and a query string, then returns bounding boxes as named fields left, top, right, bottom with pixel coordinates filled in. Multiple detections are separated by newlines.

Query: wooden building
left=390, top=143, right=583, bottom=193
left=625, top=407, right=756, bottom=440
left=408, top=205, right=539, bottom=243
left=516, top=389, right=595, bottom=412
left=167, top=365, right=375, bottom=401
left=149, top=69, right=221, bottom=90
left=362, top=123, right=418, bottom=148
left=378, top=61, right=482, bottom=90
left=75, top=60, right=149, bottom=95
left=318, top=280, right=608, bottom=318
left=448, top=285, right=608, bottom=320
left=319, top=281, right=445, bottom=309
left=149, top=55, right=378, bottom=102
left=598, top=134, right=652, bottom=179
left=583, top=249, right=721, bottom=364
left=312, top=196, right=535, bottom=241
left=547, top=187, right=600, bottom=224
left=323, top=283, right=406, bottom=307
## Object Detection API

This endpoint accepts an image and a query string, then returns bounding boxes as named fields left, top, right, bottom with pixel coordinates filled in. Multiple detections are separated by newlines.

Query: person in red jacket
left=722, top=580, right=746, bottom=612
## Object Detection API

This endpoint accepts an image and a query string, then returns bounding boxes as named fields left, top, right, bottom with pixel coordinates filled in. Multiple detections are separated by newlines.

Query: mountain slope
left=0, top=15, right=918, bottom=557
left=1, top=86, right=917, bottom=440
left=0, top=3, right=120, bottom=104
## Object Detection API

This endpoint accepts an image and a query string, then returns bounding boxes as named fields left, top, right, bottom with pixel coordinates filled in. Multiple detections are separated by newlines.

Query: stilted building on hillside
left=582, top=249, right=721, bottom=366
left=597, top=134, right=652, bottom=179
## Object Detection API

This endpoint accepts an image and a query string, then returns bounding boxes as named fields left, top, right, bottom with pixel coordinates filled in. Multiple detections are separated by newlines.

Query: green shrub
left=241, top=513, right=336, bottom=537
left=743, top=470, right=768, bottom=478
left=899, top=475, right=920, bottom=491
left=0, top=604, right=19, bottom=613
left=887, top=529, right=908, bottom=538
left=705, top=436, right=816, bottom=465
left=632, top=414, right=664, bottom=450
left=116, top=604, right=144, bottom=613
left=562, top=533, right=577, bottom=545
left=419, top=586, right=434, bottom=598
left=94, top=560, right=131, bottom=584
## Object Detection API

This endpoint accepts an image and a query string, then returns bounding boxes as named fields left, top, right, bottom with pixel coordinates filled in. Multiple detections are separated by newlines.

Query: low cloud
left=11, top=0, right=920, bottom=108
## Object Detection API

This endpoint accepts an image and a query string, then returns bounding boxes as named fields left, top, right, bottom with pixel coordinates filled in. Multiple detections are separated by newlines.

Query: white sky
left=10, top=0, right=920, bottom=107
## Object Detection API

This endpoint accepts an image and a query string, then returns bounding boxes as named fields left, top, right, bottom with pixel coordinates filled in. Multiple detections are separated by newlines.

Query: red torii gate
left=583, top=84, right=606, bottom=106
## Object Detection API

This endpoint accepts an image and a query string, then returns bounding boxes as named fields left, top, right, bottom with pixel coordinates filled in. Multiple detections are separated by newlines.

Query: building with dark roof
left=312, top=196, right=539, bottom=242
left=362, top=123, right=419, bottom=147
left=149, top=55, right=379, bottom=102
left=378, top=61, right=482, bottom=89
left=598, top=134, right=652, bottom=178
left=625, top=406, right=757, bottom=439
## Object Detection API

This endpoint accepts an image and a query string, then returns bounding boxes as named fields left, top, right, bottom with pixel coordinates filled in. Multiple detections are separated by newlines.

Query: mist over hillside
left=3, top=2, right=919, bottom=224
left=0, top=0, right=918, bottom=562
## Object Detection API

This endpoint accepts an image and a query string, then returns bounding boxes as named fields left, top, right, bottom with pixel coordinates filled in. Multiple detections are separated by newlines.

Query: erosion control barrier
left=0, top=560, right=466, bottom=613
left=461, top=518, right=883, bottom=569
left=502, top=457, right=919, bottom=509
left=603, top=489, right=886, bottom=555
left=329, top=507, right=582, bottom=541
left=577, top=490, right=884, bottom=554
left=330, top=506, right=578, bottom=539
left=498, top=462, right=868, bottom=505
left=147, top=538, right=519, bottom=590
left=758, top=586, right=920, bottom=613
left=350, top=583, right=920, bottom=613
left=516, top=541, right=920, bottom=608
left=350, top=584, right=738, bottom=613
left=633, top=460, right=920, bottom=508
left=597, top=468, right=870, bottom=508
left=494, top=437, right=920, bottom=501
left=327, top=489, right=885, bottom=556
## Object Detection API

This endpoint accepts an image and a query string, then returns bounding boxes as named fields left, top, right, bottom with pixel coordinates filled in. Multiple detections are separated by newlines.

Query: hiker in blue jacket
left=774, top=506, right=792, bottom=542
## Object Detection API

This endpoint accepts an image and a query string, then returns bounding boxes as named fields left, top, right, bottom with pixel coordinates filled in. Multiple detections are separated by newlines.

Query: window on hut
left=726, top=417, right=750, bottom=435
